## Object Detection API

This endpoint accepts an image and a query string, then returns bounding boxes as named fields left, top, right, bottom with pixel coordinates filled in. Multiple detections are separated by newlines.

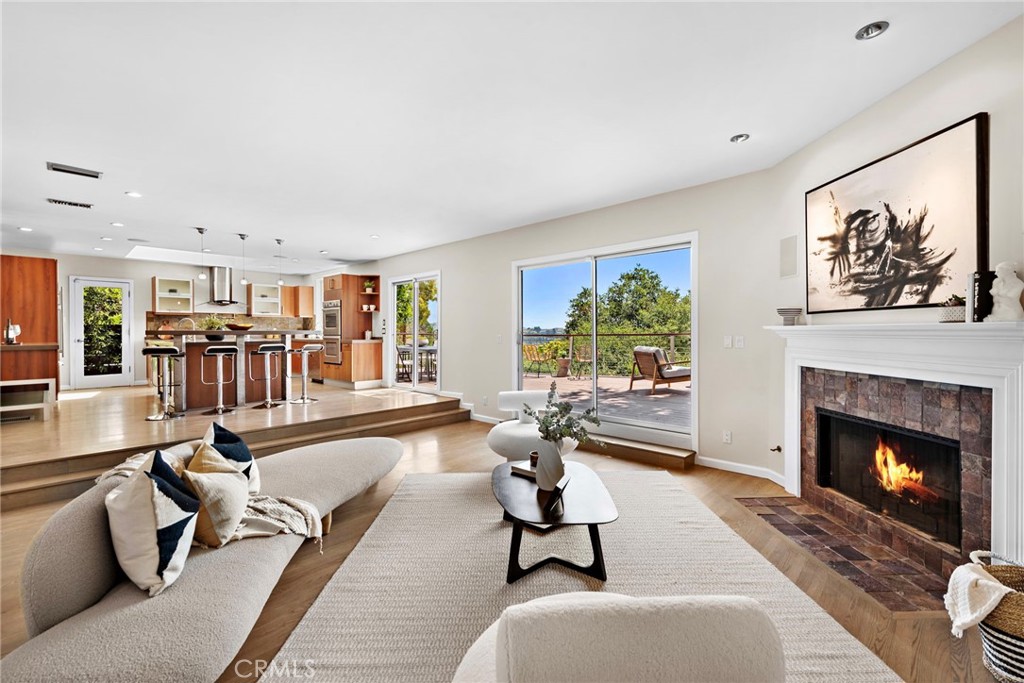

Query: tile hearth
left=739, top=497, right=947, bottom=611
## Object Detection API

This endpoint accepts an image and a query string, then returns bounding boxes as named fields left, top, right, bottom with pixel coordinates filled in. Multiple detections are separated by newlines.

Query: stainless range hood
left=209, top=266, right=238, bottom=305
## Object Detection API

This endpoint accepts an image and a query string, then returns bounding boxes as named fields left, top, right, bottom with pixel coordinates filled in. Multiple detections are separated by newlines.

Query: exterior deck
left=522, top=373, right=691, bottom=431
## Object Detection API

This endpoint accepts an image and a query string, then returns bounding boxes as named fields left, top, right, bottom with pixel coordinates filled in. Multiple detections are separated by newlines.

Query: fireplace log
left=901, top=480, right=940, bottom=504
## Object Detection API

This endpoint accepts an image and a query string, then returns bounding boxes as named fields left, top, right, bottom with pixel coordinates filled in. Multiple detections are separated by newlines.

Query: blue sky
left=521, top=248, right=691, bottom=329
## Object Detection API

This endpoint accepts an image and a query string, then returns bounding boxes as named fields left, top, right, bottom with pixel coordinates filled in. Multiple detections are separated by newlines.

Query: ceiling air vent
left=126, top=237, right=150, bottom=243
left=46, top=198, right=93, bottom=209
left=46, top=162, right=103, bottom=179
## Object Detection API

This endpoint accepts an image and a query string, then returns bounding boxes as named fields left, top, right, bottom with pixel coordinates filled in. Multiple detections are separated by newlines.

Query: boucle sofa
left=1, top=437, right=404, bottom=683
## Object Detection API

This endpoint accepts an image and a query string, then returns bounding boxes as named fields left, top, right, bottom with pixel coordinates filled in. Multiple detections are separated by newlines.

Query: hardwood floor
left=0, top=421, right=988, bottom=681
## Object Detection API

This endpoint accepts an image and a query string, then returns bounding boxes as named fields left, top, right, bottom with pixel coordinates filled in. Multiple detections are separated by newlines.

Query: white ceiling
left=2, top=2, right=1020, bottom=275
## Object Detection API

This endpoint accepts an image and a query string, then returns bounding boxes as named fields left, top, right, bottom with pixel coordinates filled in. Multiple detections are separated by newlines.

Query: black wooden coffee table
left=491, top=461, right=618, bottom=584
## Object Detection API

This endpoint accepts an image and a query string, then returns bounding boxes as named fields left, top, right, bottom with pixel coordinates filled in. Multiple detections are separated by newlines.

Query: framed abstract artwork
left=805, top=113, right=989, bottom=314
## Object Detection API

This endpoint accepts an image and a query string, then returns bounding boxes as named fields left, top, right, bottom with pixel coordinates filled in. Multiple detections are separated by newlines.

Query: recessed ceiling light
left=319, top=250, right=328, bottom=255
left=855, top=21, right=889, bottom=41
left=124, top=191, right=142, bottom=198
left=370, top=234, right=380, bottom=239
left=730, top=133, right=750, bottom=143
left=100, top=236, right=113, bottom=241
left=292, top=258, right=299, bottom=263
left=202, top=248, right=212, bottom=253
left=93, top=247, right=103, bottom=251
left=110, top=222, right=125, bottom=227
left=18, top=226, right=33, bottom=232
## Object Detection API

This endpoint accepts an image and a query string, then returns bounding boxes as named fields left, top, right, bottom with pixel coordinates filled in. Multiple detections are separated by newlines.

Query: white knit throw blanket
left=235, top=495, right=323, bottom=549
left=944, top=563, right=1014, bottom=637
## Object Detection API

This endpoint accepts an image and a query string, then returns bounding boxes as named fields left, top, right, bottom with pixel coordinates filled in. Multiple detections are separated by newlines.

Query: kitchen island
left=144, top=329, right=322, bottom=411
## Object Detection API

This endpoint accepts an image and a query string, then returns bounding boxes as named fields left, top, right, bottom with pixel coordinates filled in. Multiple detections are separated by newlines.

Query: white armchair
left=485, top=390, right=578, bottom=461
left=453, top=592, right=786, bottom=683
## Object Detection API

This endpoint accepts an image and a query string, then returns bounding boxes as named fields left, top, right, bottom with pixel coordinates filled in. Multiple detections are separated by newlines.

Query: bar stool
left=201, top=345, right=238, bottom=416
left=289, top=343, right=323, bottom=404
left=250, top=343, right=287, bottom=409
left=143, top=346, right=183, bottom=421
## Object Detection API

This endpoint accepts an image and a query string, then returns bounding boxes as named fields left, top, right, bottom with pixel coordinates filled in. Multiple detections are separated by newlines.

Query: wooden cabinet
left=1, top=255, right=59, bottom=395
left=247, top=283, right=281, bottom=316
left=338, top=341, right=382, bottom=382
left=152, top=277, right=194, bottom=313
left=323, top=274, right=343, bottom=302
left=340, top=274, right=380, bottom=340
left=281, top=285, right=314, bottom=318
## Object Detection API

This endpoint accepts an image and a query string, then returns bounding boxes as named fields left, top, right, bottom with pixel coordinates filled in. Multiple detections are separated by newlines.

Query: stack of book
left=510, top=460, right=536, bottom=480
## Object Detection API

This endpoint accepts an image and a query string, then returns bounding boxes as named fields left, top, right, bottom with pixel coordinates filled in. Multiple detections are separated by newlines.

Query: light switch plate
left=723, top=335, right=733, bottom=349
left=735, top=335, right=745, bottom=349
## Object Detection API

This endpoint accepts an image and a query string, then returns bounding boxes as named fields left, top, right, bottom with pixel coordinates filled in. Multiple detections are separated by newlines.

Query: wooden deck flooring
left=523, top=373, right=692, bottom=430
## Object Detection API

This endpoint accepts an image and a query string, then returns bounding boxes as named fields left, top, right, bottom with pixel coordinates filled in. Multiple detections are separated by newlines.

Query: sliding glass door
left=392, top=274, right=440, bottom=392
left=519, top=242, right=693, bottom=441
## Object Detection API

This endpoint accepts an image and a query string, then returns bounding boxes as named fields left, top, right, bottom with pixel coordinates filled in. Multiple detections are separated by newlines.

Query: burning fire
left=873, top=435, right=939, bottom=503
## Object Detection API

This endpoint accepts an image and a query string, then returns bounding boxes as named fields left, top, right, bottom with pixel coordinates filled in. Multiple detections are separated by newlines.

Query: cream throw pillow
left=185, top=443, right=249, bottom=548
left=105, top=451, right=200, bottom=596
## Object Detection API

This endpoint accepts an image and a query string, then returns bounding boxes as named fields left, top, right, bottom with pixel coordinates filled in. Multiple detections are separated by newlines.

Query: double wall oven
left=322, top=300, right=342, bottom=364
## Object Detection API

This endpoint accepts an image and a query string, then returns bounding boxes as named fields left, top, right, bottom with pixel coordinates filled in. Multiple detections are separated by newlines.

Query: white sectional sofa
left=1, top=437, right=403, bottom=683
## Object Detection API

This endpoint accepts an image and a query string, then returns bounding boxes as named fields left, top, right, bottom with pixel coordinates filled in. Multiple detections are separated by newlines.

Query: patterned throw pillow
left=184, top=443, right=249, bottom=548
left=202, top=422, right=260, bottom=494
left=105, top=451, right=200, bottom=597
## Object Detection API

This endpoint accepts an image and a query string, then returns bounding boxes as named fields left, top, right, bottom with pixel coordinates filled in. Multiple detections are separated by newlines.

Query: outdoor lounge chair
left=522, top=345, right=549, bottom=378
left=630, top=345, right=691, bottom=395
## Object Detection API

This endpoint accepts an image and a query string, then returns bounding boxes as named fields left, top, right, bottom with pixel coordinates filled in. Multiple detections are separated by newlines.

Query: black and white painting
left=805, top=113, right=988, bottom=314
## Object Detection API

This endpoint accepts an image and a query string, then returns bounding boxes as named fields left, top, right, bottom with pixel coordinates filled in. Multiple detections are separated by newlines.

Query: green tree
left=83, top=286, right=123, bottom=375
left=561, top=265, right=691, bottom=375
left=395, top=280, right=439, bottom=344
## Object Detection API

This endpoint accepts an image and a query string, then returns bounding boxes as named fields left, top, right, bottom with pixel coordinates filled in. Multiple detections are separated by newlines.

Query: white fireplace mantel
left=769, top=322, right=1024, bottom=562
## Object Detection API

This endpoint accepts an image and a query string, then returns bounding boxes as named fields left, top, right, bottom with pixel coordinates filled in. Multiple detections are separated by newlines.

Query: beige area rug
left=267, top=472, right=899, bottom=682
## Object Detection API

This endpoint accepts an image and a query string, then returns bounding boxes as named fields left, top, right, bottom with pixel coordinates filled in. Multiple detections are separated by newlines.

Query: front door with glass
left=70, top=276, right=134, bottom=389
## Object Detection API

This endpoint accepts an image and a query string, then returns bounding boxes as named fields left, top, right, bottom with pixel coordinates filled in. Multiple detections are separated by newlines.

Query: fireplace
left=816, top=409, right=961, bottom=548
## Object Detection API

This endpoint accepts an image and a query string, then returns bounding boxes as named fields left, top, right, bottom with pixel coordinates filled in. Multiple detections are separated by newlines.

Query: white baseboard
left=694, top=455, right=787, bottom=488
left=471, top=413, right=501, bottom=425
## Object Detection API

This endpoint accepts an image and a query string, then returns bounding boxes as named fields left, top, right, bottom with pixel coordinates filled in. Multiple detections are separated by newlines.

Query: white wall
left=364, top=18, right=1023, bottom=478
left=0, top=248, right=306, bottom=388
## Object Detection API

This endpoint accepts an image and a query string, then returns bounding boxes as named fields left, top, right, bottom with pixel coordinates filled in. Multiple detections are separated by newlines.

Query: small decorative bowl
left=225, top=323, right=254, bottom=331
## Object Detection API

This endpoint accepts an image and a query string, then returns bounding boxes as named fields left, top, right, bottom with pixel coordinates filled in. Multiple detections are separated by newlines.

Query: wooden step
left=0, top=397, right=461, bottom=485
left=0, top=404, right=470, bottom=510
left=579, top=435, right=695, bottom=471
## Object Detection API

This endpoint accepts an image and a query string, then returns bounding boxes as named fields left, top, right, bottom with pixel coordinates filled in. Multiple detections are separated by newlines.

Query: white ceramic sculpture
left=984, top=262, right=1024, bottom=322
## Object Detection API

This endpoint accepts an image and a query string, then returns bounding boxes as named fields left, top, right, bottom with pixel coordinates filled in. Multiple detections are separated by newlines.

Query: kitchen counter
left=145, top=329, right=322, bottom=407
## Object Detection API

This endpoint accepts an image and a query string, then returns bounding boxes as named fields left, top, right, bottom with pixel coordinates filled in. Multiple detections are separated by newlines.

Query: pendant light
left=238, top=234, right=249, bottom=285
left=195, top=227, right=208, bottom=280
left=275, top=238, right=285, bottom=286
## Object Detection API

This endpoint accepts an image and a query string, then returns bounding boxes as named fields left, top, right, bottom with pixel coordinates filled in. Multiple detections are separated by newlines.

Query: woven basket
left=971, top=551, right=1024, bottom=682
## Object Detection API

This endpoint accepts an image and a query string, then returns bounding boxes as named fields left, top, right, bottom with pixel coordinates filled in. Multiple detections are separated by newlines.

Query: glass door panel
left=519, top=260, right=592, bottom=414
left=392, top=275, right=440, bottom=392
left=594, top=247, right=692, bottom=432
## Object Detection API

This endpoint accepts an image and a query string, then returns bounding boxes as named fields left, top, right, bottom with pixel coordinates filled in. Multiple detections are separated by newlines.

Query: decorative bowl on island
left=226, top=323, right=254, bottom=331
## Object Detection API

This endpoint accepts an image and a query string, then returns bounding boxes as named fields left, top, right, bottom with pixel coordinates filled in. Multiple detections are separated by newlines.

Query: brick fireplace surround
left=800, top=368, right=991, bottom=578
left=771, top=322, right=1024, bottom=567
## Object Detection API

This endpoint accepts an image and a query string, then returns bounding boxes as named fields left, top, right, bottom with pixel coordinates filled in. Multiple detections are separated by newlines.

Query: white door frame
left=385, top=270, right=441, bottom=394
left=511, top=232, right=699, bottom=452
left=69, top=276, right=135, bottom=389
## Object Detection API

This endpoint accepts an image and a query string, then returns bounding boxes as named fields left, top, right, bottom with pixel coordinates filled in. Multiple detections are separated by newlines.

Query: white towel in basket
left=945, top=563, right=1015, bottom=637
